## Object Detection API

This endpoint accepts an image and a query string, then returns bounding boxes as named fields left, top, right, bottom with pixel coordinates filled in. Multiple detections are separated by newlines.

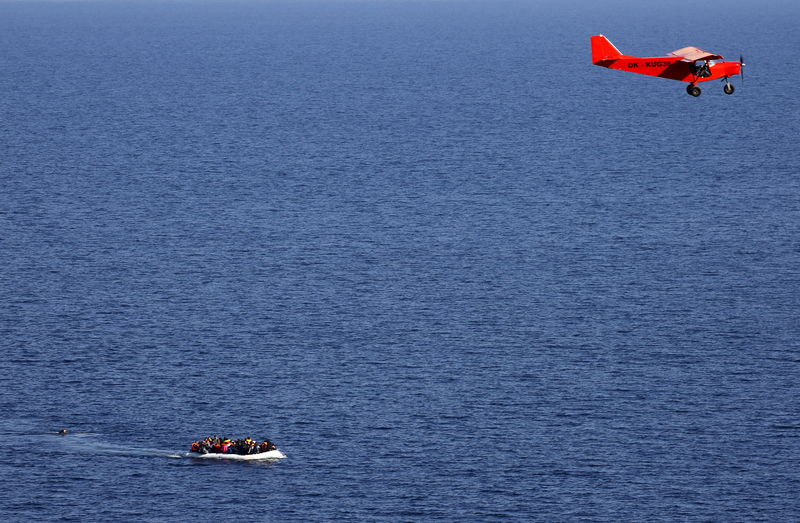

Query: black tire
left=686, top=85, right=702, bottom=97
left=724, top=83, right=735, bottom=95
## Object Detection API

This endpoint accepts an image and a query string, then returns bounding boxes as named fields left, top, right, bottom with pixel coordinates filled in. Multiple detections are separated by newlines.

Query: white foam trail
left=58, top=437, right=185, bottom=459
left=53, top=434, right=285, bottom=461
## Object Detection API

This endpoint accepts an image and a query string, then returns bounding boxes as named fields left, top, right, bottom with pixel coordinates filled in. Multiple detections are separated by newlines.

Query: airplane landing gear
left=723, top=82, right=735, bottom=95
left=687, top=84, right=702, bottom=97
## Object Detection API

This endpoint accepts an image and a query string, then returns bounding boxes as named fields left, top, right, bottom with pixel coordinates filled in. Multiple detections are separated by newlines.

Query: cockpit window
left=693, top=61, right=712, bottom=77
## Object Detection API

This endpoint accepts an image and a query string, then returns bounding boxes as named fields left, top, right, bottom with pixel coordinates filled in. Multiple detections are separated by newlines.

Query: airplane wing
left=668, top=46, right=723, bottom=62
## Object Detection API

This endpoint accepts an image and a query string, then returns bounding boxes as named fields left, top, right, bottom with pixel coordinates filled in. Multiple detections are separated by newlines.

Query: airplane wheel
left=687, top=85, right=702, bottom=97
left=724, top=83, right=735, bottom=95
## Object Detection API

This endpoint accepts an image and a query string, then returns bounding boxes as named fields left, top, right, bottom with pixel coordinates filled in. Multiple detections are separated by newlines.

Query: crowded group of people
left=190, top=436, right=277, bottom=455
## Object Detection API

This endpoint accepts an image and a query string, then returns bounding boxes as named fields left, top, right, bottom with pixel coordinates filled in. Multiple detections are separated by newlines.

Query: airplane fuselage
left=595, top=55, right=742, bottom=84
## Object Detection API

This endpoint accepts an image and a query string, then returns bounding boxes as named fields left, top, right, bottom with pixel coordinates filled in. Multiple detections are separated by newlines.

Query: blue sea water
left=2, top=0, right=799, bottom=520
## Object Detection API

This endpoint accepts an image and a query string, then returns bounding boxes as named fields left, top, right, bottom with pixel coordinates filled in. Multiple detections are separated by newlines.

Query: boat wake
left=66, top=440, right=183, bottom=459
left=52, top=433, right=285, bottom=461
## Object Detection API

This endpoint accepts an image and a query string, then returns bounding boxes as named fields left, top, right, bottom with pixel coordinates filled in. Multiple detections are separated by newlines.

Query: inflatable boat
left=188, top=449, right=286, bottom=460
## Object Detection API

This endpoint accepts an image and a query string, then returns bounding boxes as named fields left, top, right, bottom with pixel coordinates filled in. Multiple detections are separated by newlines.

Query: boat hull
left=188, top=449, right=286, bottom=460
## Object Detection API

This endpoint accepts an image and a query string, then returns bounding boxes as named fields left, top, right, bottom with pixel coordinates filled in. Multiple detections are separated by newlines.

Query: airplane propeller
left=739, top=55, right=746, bottom=83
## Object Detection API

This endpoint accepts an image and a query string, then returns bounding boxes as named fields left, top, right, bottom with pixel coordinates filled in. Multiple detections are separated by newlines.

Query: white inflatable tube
left=187, top=449, right=287, bottom=460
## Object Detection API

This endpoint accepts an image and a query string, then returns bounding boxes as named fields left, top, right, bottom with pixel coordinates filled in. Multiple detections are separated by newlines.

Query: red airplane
left=591, top=35, right=745, bottom=97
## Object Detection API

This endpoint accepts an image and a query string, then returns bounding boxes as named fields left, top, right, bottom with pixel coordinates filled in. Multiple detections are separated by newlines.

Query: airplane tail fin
left=591, top=34, right=623, bottom=64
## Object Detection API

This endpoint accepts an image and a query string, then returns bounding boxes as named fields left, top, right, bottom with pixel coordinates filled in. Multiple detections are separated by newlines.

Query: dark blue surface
left=2, top=1, right=799, bottom=520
